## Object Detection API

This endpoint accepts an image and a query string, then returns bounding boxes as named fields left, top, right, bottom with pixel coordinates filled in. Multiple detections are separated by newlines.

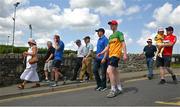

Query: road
left=0, top=76, right=179, bottom=106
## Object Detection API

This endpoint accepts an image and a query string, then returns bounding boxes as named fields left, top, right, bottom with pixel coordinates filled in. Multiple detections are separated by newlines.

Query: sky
left=0, top=0, right=180, bottom=54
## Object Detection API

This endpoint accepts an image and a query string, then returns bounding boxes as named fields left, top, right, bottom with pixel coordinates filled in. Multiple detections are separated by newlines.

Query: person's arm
left=122, top=42, right=127, bottom=61
left=25, top=46, right=37, bottom=56
left=159, top=37, right=177, bottom=47
left=97, top=45, right=109, bottom=57
left=85, top=44, right=93, bottom=58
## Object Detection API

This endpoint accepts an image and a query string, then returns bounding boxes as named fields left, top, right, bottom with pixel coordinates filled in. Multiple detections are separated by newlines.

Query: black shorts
left=109, top=56, right=119, bottom=67
left=52, top=59, right=62, bottom=69
left=156, top=56, right=171, bottom=67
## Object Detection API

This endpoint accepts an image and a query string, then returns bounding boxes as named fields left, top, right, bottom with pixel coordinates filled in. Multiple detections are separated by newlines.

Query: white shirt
left=26, top=46, right=37, bottom=68
left=77, top=45, right=84, bottom=58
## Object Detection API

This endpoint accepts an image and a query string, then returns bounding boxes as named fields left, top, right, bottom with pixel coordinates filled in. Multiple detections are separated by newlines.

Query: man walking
left=140, top=39, right=157, bottom=80
left=156, top=26, right=178, bottom=84
left=44, top=41, right=55, bottom=82
left=51, top=35, right=65, bottom=87
left=79, top=36, right=94, bottom=82
left=93, top=28, right=108, bottom=91
left=98, top=20, right=127, bottom=98
left=71, top=39, right=84, bottom=81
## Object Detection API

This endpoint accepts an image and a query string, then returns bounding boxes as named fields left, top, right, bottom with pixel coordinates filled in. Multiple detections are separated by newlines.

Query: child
left=154, top=28, right=165, bottom=60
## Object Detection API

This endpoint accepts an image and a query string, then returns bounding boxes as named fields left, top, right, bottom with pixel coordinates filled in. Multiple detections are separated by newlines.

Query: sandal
left=31, top=83, right=40, bottom=88
left=18, top=84, right=24, bottom=89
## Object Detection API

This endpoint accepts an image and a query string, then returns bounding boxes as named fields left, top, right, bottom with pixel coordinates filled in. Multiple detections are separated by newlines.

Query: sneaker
left=116, top=89, right=123, bottom=95
left=51, top=83, right=58, bottom=87
left=100, top=87, right=108, bottom=92
left=159, top=79, right=166, bottom=84
left=95, top=87, right=102, bottom=91
left=107, top=90, right=117, bottom=98
left=45, top=79, right=50, bottom=82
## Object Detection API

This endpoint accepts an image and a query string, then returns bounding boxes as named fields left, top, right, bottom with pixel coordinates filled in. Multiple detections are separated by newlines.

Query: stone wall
left=0, top=54, right=179, bottom=87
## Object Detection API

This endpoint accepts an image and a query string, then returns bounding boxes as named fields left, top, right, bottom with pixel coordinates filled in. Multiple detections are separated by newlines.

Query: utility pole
left=12, top=2, right=20, bottom=53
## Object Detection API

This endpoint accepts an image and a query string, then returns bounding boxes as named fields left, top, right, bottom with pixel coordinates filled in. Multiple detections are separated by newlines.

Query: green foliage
left=0, top=45, right=77, bottom=56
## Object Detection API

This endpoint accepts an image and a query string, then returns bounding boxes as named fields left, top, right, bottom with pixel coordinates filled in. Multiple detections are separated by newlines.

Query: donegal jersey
left=109, top=31, right=124, bottom=58
left=154, top=34, right=164, bottom=44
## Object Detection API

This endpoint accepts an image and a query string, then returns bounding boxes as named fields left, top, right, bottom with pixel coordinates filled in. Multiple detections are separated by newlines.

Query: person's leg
left=87, top=57, right=93, bottom=80
left=54, top=68, right=59, bottom=84
left=72, top=58, right=81, bottom=80
left=79, top=62, right=87, bottom=80
left=44, top=63, right=49, bottom=80
left=93, top=59, right=101, bottom=89
left=101, top=61, right=108, bottom=89
left=114, top=68, right=123, bottom=91
left=164, top=56, right=177, bottom=83
left=146, top=58, right=151, bottom=78
left=107, top=65, right=116, bottom=91
left=148, top=58, right=154, bottom=78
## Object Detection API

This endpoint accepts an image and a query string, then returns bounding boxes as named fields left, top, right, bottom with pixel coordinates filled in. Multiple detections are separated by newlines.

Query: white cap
left=158, top=27, right=164, bottom=32
left=28, top=38, right=36, bottom=45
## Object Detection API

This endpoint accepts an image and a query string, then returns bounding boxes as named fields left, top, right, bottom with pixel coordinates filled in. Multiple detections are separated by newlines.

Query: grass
left=171, top=63, right=180, bottom=68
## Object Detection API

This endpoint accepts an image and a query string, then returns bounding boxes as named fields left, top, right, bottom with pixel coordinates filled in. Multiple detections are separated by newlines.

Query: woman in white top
left=18, top=38, right=40, bottom=89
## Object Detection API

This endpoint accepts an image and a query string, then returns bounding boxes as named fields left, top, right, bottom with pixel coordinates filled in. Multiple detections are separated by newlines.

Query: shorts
left=52, top=59, right=62, bottom=69
left=156, top=56, right=171, bottom=67
left=44, top=60, right=53, bottom=72
left=109, top=56, right=119, bottom=67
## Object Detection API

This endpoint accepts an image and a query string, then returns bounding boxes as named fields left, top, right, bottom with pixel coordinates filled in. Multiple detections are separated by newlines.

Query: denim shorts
left=52, top=59, right=62, bottom=69
left=156, top=56, right=171, bottom=67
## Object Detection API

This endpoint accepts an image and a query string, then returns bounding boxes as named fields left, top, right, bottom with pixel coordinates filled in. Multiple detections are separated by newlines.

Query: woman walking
left=18, top=38, right=40, bottom=89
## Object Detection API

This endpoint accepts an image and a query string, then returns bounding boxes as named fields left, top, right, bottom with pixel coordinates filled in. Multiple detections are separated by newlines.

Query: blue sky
left=0, top=0, right=180, bottom=53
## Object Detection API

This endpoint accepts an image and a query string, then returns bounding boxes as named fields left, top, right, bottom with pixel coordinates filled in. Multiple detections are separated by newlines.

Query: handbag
left=29, top=55, right=38, bottom=64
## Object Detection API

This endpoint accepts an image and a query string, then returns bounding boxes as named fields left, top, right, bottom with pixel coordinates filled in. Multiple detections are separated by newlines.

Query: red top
left=163, top=34, right=176, bottom=56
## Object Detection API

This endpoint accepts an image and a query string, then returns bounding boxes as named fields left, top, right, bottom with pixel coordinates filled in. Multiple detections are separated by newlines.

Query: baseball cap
left=83, top=36, right=90, bottom=40
left=75, top=39, right=81, bottom=43
left=166, top=26, right=174, bottom=31
left=108, top=20, right=118, bottom=25
left=95, top=28, right=105, bottom=33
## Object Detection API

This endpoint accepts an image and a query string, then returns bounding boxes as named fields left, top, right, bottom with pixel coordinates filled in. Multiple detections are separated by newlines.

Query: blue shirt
left=54, top=40, right=64, bottom=61
left=96, top=35, right=108, bottom=60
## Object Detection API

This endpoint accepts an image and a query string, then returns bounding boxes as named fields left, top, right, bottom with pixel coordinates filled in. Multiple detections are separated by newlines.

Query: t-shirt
left=77, top=45, right=84, bottom=58
left=109, top=31, right=124, bottom=58
left=83, top=42, right=93, bottom=56
left=154, top=34, right=164, bottom=44
left=96, top=35, right=108, bottom=60
left=54, top=40, right=64, bottom=61
left=143, top=45, right=157, bottom=58
left=163, top=34, right=176, bottom=56
left=44, top=46, right=55, bottom=61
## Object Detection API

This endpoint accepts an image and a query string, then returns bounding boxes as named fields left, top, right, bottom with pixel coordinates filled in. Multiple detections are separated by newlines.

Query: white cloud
left=0, top=1, right=100, bottom=47
left=125, top=5, right=140, bottom=15
left=137, top=29, right=156, bottom=46
left=146, top=3, right=180, bottom=29
left=70, top=0, right=140, bottom=16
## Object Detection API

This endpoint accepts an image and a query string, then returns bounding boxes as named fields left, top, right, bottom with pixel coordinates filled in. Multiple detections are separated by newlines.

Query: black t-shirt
left=143, top=45, right=157, bottom=58
left=44, top=46, right=55, bottom=61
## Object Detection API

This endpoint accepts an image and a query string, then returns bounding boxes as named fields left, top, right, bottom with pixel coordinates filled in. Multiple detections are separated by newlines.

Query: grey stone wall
left=0, top=54, right=179, bottom=87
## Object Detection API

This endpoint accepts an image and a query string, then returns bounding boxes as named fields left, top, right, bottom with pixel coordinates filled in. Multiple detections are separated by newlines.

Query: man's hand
left=97, top=53, right=102, bottom=57
left=45, top=60, right=49, bottom=63
left=101, top=58, right=106, bottom=64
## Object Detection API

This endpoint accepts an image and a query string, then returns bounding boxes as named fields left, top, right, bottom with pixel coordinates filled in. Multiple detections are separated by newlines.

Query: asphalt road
left=0, top=76, right=180, bottom=106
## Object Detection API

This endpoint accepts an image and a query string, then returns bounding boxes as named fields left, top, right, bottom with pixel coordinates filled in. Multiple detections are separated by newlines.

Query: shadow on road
left=123, top=87, right=138, bottom=94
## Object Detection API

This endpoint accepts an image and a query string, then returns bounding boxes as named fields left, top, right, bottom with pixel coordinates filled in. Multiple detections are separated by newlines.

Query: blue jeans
left=146, top=57, right=154, bottom=77
left=93, top=59, right=108, bottom=88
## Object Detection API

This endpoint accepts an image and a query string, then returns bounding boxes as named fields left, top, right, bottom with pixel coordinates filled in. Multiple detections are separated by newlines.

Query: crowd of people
left=17, top=20, right=178, bottom=98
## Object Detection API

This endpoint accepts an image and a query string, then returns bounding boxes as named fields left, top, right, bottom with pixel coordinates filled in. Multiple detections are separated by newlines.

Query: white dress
left=20, top=46, right=39, bottom=82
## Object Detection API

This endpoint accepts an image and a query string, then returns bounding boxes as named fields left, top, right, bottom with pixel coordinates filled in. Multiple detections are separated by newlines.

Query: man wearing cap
left=79, top=36, right=94, bottom=82
left=93, top=28, right=108, bottom=91
left=98, top=20, right=127, bottom=98
left=71, top=39, right=84, bottom=81
left=51, top=35, right=65, bottom=87
left=140, top=38, right=157, bottom=80
left=157, top=26, right=178, bottom=84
